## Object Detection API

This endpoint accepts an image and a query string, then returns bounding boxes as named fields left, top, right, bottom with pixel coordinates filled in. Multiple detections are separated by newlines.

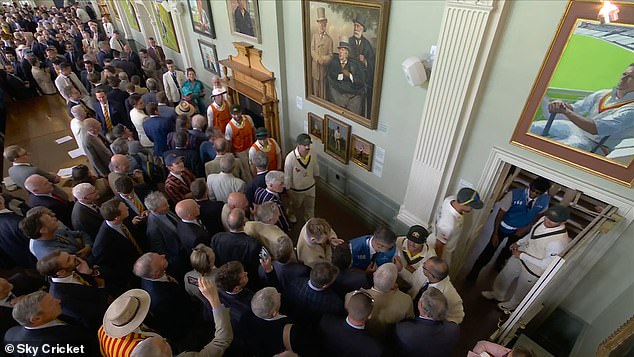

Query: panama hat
left=103, top=289, right=150, bottom=338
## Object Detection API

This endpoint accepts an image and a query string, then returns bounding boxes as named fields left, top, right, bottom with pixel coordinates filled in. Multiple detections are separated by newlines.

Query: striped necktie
left=132, top=196, right=145, bottom=214
left=103, top=105, right=113, bottom=131
left=120, top=224, right=143, bottom=255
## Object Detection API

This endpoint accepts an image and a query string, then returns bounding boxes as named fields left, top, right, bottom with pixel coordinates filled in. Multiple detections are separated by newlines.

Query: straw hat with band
left=103, top=289, right=151, bottom=338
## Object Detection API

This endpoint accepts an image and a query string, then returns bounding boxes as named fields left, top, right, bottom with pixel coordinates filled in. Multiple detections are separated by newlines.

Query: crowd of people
left=0, top=2, right=571, bottom=357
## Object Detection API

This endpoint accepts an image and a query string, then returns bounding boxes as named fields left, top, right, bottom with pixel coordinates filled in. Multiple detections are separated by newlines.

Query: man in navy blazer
left=284, top=262, right=345, bottom=324
left=71, top=183, right=104, bottom=240
left=3, top=291, right=97, bottom=355
left=0, top=195, right=36, bottom=269
left=24, top=174, right=74, bottom=229
left=133, top=252, right=196, bottom=341
left=93, top=88, right=132, bottom=135
left=93, top=198, right=144, bottom=296
left=143, top=101, right=175, bottom=157
left=175, top=199, right=212, bottom=255
left=320, top=289, right=384, bottom=357
left=37, top=251, right=108, bottom=332
left=394, top=287, right=460, bottom=357
left=191, top=179, right=224, bottom=236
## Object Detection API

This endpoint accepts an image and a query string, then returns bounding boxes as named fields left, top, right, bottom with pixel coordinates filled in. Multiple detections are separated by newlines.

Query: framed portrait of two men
left=511, top=1, right=634, bottom=186
left=302, top=0, right=390, bottom=130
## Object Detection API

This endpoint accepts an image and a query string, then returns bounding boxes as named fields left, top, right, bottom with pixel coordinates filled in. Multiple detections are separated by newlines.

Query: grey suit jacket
left=8, top=164, right=68, bottom=200
left=82, top=133, right=112, bottom=178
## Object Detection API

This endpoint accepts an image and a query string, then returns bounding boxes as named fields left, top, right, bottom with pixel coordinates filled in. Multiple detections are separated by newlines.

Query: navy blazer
left=258, top=261, right=310, bottom=294
left=92, top=222, right=142, bottom=295
left=211, top=232, right=262, bottom=290
left=93, top=99, right=131, bottom=135
left=0, top=211, right=36, bottom=269
left=140, top=279, right=195, bottom=340
left=49, top=280, right=108, bottom=331
left=28, top=194, right=74, bottom=229
left=320, top=315, right=384, bottom=357
left=394, top=318, right=460, bottom=357
left=197, top=199, right=224, bottom=236
left=163, top=148, right=204, bottom=178
left=71, top=202, right=103, bottom=240
left=143, top=115, right=175, bottom=157
left=285, top=278, right=345, bottom=324
left=176, top=221, right=211, bottom=255
left=246, top=172, right=267, bottom=205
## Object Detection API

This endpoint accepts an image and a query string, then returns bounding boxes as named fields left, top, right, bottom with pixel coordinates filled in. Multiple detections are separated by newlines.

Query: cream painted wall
left=447, top=0, right=634, bottom=353
left=279, top=0, right=444, bottom=202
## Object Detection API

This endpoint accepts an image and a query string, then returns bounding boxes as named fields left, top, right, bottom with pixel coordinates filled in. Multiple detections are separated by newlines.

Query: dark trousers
left=468, top=226, right=520, bottom=280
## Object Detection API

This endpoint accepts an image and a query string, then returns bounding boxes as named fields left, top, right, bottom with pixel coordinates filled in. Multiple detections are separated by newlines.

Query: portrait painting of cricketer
left=512, top=1, right=634, bottom=186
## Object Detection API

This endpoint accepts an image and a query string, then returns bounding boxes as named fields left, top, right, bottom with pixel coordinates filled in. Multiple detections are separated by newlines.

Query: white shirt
left=434, top=196, right=463, bottom=268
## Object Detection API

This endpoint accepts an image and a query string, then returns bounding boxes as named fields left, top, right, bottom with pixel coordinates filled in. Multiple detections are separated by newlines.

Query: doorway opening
left=454, top=162, right=617, bottom=355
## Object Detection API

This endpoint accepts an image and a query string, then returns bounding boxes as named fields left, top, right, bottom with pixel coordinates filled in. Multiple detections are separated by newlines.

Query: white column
left=397, top=0, right=506, bottom=226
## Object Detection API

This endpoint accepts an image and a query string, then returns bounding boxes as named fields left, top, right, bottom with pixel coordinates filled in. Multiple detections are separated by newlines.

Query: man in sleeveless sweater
left=482, top=205, right=570, bottom=312
left=225, top=104, right=255, bottom=182
left=249, top=127, right=282, bottom=176
left=283, top=133, right=320, bottom=224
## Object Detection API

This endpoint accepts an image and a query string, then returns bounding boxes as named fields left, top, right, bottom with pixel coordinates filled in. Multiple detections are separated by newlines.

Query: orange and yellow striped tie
left=121, top=224, right=143, bottom=255
left=103, top=105, right=113, bottom=131
left=132, top=196, right=145, bottom=214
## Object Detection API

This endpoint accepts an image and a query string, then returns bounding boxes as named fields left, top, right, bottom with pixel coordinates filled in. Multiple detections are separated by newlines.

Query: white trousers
left=289, top=187, right=315, bottom=222
left=492, top=256, right=539, bottom=309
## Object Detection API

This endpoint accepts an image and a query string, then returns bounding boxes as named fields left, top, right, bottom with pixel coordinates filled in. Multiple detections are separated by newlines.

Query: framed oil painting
left=324, top=115, right=351, bottom=164
left=121, top=1, right=140, bottom=32
left=198, top=39, right=219, bottom=74
left=308, top=112, right=324, bottom=141
left=511, top=1, right=634, bottom=186
left=188, top=0, right=216, bottom=39
left=153, top=2, right=180, bottom=53
left=350, top=134, right=374, bottom=171
left=226, top=0, right=262, bottom=43
left=302, top=0, right=390, bottom=129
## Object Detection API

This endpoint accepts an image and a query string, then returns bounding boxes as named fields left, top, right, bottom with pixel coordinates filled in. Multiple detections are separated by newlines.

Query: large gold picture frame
left=302, top=0, right=390, bottom=130
left=511, top=1, right=634, bottom=186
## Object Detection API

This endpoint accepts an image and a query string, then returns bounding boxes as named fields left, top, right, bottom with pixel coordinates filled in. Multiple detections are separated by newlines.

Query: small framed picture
left=308, top=112, right=324, bottom=142
left=226, top=0, right=262, bottom=43
left=198, top=39, right=219, bottom=74
left=324, top=115, right=351, bottom=164
left=188, top=0, right=216, bottom=39
left=350, top=134, right=374, bottom=171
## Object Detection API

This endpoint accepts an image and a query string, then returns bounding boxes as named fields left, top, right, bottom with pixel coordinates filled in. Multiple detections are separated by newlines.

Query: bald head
left=175, top=199, right=200, bottom=221
left=227, top=192, right=248, bottom=210
left=110, top=154, right=130, bottom=173
left=24, top=174, right=53, bottom=194
left=227, top=208, right=246, bottom=231
left=83, top=118, right=102, bottom=134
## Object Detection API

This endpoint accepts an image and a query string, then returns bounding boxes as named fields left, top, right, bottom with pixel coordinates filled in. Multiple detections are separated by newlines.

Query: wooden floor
left=1, top=93, right=507, bottom=356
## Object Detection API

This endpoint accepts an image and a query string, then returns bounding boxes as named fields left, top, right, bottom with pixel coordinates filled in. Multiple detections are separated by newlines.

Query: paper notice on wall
left=372, top=162, right=383, bottom=178
left=374, top=146, right=385, bottom=163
